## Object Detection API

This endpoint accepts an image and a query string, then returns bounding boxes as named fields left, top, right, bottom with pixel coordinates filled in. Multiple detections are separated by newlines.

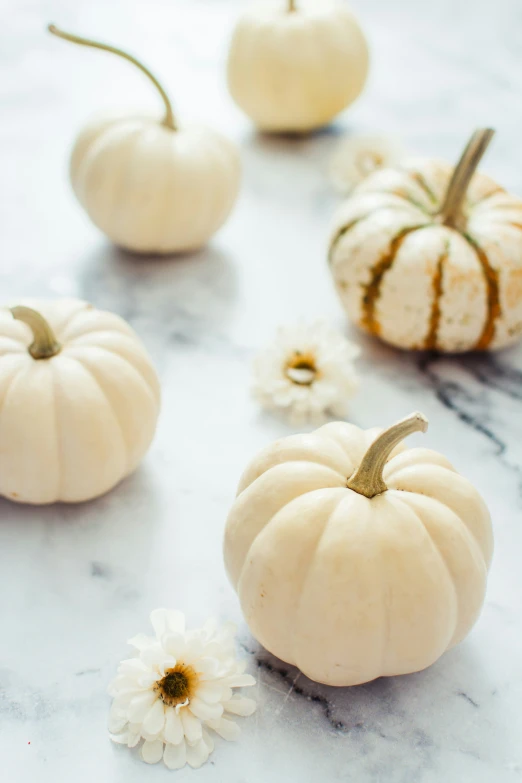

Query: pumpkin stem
left=346, top=412, right=428, bottom=498
left=11, top=306, right=62, bottom=360
left=48, top=24, right=177, bottom=131
left=437, top=128, right=495, bottom=230
left=287, top=0, right=297, bottom=11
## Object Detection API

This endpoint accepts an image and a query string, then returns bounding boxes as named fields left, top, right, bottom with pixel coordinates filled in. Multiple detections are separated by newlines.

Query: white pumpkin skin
left=224, top=418, right=493, bottom=686
left=0, top=299, right=160, bottom=504
left=329, top=157, right=522, bottom=352
left=48, top=24, right=241, bottom=255
left=227, top=0, right=369, bottom=132
left=71, top=116, right=241, bottom=254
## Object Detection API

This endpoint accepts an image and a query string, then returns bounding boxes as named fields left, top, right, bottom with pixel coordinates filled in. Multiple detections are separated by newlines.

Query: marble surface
left=2, top=0, right=522, bottom=780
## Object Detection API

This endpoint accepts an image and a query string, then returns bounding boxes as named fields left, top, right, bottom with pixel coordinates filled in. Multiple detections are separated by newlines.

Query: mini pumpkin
left=226, top=0, right=369, bottom=133
left=224, top=413, right=493, bottom=686
left=328, top=128, right=522, bottom=352
left=0, top=300, right=160, bottom=504
left=50, top=25, right=241, bottom=254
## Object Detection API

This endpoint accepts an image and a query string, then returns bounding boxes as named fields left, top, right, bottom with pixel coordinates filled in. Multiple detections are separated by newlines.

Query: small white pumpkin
left=50, top=25, right=241, bottom=254
left=328, top=128, right=522, bottom=352
left=0, top=300, right=160, bottom=504
left=224, top=413, right=493, bottom=686
left=226, top=0, right=369, bottom=133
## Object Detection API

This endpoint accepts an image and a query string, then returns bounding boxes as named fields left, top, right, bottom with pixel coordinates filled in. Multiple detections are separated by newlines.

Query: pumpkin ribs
left=424, top=248, right=447, bottom=351
left=463, top=233, right=501, bottom=350
left=360, top=224, right=428, bottom=336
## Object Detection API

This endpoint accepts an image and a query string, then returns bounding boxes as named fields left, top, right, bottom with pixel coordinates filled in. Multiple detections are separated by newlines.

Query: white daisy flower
left=108, top=609, right=256, bottom=770
left=252, top=321, right=360, bottom=425
left=329, top=134, right=404, bottom=194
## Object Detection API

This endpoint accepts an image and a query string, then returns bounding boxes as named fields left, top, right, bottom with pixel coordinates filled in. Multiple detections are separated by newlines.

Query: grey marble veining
left=1, top=0, right=522, bottom=781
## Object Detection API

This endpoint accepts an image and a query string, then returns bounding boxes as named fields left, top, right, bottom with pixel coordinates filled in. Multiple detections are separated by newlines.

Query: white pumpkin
left=226, top=0, right=369, bottom=133
left=329, top=128, right=522, bottom=352
left=224, top=413, right=493, bottom=686
left=0, top=300, right=160, bottom=504
left=50, top=25, right=241, bottom=254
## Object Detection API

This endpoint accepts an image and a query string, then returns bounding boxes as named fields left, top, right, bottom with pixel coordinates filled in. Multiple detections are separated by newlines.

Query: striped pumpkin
left=328, top=129, right=522, bottom=352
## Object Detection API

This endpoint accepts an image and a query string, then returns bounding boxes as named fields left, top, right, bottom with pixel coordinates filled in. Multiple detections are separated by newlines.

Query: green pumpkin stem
left=48, top=23, right=177, bottom=131
left=11, top=306, right=62, bottom=360
left=437, top=128, right=495, bottom=231
left=346, top=412, right=428, bottom=498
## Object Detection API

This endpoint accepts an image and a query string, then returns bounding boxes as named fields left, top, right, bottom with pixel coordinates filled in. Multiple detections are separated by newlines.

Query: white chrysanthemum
left=329, top=134, right=404, bottom=194
left=252, top=321, right=360, bottom=425
left=108, top=609, right=256, bottom=770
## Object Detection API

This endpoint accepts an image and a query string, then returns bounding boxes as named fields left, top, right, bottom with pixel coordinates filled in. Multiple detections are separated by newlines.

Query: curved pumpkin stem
left=437, top=128, right=495, bottom=230
left=48, top=23, right=177, bottom=131
left=347, top=412, right=428, bottom=498
left=11, top=306, right=62, bottom=360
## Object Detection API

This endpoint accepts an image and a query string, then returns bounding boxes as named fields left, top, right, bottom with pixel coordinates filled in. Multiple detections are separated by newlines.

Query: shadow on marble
left=0, top=463, right=159, bottom=531
left=249, top=638, right=495, bottom=745
left=244, top=122, right=350, bottom=147
left=236, top=123, right=351, bottom=216
left=76, top=239, right=239, bottom=327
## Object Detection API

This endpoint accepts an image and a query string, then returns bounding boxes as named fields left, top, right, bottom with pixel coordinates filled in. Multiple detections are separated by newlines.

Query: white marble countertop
left=2, top=0, right=522, bottom=780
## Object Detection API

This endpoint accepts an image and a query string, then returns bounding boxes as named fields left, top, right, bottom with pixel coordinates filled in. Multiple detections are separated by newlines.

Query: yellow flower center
left=155, top=663, right=199, bottom=707
left=285, top=352, right=318, bottom=386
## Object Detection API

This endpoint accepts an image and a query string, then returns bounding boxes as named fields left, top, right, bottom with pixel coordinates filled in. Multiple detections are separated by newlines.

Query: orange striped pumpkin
left=328, top=129, right=522, bottom=352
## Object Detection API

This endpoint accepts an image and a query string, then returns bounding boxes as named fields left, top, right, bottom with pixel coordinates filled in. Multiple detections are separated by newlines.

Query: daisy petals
left=111, top=690, right=142, bottom=710
left=109, top=731, right=129, bottom=745
left=164, top=707, right=184, bottom=745
left=117, top=658, right=148, bottom=677
left=207, top=717, right=241, bottom=741
left=142, top=697, right=165, bottom=736
left=180, top=708, right=202, bottom=743
left=164, top=740, right=187, bottom=770
left=127, top=690, right=157, bottom=723
left=140, top=644, right=166, bottom=669
left=221, top=687, right=233, bottom=702
left=108, top=702, right=127, bottom=734
left=184, top=637, right=204, bottom=659
left=252, top=321, right=360, bottom=424
left=202, top=728, right=215, bottom=754
left=196, top=681, right=224, bottom=704
left=223, top=695, right=257, bottom=717
left=136, top=671, right=160, bottom=689
left=150, top=608, right=185, bottom=639
left=108, top=609, right=256, bottom=769
left=141, top=739, right=164, bottom=765
left=186, top=738, right=211, bottom=769
left=127, top=633, right=154, bottom=651
left=162, top=631, right=185, bottom=660
left=196, top=656, right=220, bottom=679
left=224, top=673, right=256, bottom=688
left=189, top=697, right=224, bottom=721
left=127, top=725, right=142, bottom=748
left=201, top=616, right=218, bottom=638
left=329, top=133, right=403, bottom=194
left=141, top=729, right=162, bottom=742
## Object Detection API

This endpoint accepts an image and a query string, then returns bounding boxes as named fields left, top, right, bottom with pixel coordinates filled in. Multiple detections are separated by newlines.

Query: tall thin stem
left=48, top=23, right=177, bottom=131
left=288, top=0, right=297, bottom=11
left=437, top=128, right=494, bottom=230
left=347, top=413, right=428, bottom=498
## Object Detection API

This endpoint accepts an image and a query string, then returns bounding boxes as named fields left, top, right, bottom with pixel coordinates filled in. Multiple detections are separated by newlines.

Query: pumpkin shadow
left=0, top=463, right=161, bottom=574
left=76, top=239, right=239, bottom=363
left=0, top=465, right=177, bottom=672
left=238, top=124, right=349, bottom=215
left=246, top=121, right=349, bottom=146
left=252, top=640, right=493, bottom=746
